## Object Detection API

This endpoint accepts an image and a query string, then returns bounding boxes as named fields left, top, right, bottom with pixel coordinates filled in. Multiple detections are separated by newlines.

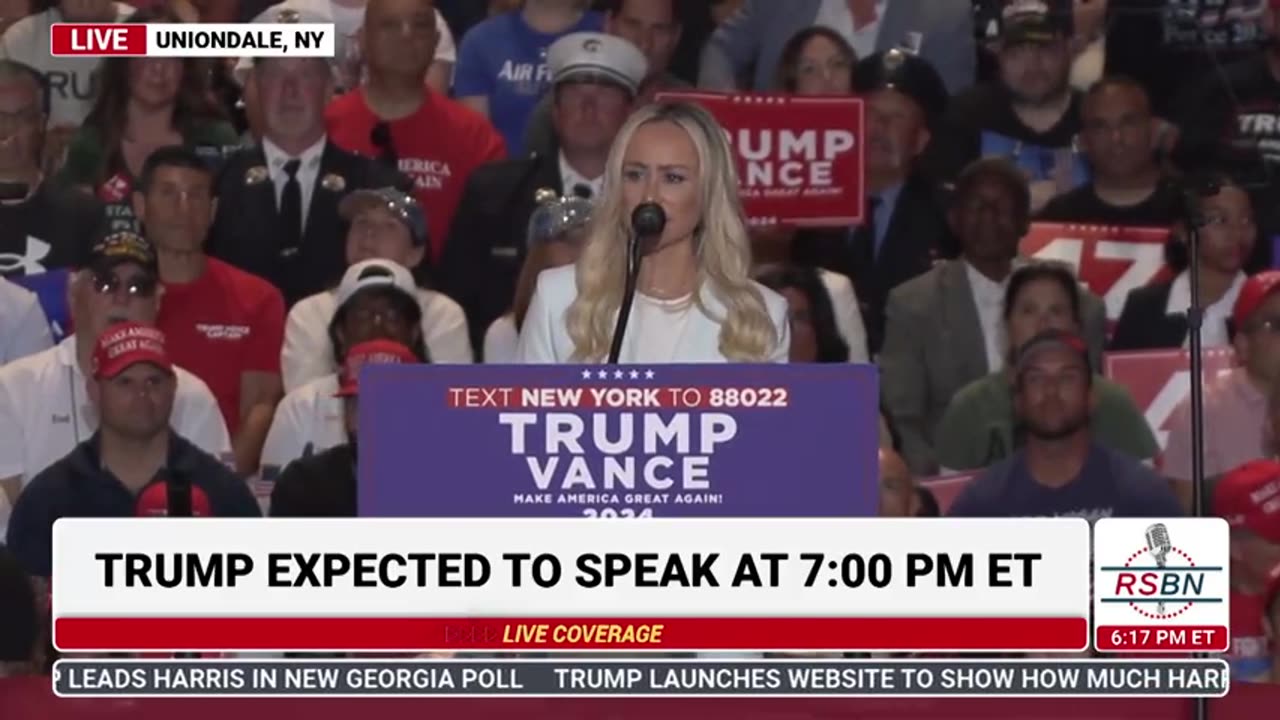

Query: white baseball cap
left=547, top=32, right=648, bottom=97
left=334, top=259, right=417, bottom=312
left=233, top=0, right=340, bottom=86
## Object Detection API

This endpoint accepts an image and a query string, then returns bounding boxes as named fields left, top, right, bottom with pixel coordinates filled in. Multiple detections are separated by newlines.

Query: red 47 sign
left=1020, top=223, right=1174, bottom=322
left=1104, top=349, right=1236, bottom=451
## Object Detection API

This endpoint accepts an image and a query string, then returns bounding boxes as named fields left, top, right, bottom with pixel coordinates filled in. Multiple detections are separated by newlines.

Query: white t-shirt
left=259, top=373, right=343, bottom=486
left=628, top=293, right=695, bottom=364
left=484, top=314, right=520, bottom=364
left=0, top=336, right=232, bottom=534
left=0, top=277, right=53, bottom=365
left=281, top=286, right=473, bottom=392
left=0, top=3, right=135, bottom=127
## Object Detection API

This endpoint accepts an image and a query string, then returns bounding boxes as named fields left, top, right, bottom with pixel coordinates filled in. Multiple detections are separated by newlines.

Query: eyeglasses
left=93, top=273, right=157, bottom=298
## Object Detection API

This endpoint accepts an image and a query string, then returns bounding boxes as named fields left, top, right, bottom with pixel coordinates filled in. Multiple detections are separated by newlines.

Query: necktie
left=280, top=158, right=303, bottom=254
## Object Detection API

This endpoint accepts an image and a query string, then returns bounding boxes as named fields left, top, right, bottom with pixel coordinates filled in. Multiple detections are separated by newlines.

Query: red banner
left=655, top=91, right=865, bottom=227
left=1103, top=349, right=1237, bottom=452
left=921, top=472, right=978, bottom=514
left=1020, top=224, right=1174, bottom=324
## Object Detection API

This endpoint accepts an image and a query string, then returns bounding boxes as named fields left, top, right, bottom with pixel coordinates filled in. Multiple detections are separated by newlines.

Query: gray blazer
left=698, top=0, right=976, bottom=94
left=879, top=260, right=1108, bottom=475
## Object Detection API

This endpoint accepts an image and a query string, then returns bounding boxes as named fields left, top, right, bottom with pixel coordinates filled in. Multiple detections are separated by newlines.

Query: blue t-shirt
left=947, top=443, right=1184, bottom=521
left=453, top=10, right=604, bottom=156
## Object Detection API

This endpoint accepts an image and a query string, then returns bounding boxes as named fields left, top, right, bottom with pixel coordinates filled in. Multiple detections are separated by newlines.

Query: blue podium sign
left=358, top=364, right=879, bottom=518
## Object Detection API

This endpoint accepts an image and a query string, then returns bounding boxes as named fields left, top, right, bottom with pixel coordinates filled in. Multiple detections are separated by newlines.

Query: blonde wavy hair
left=563, top=101, right=778, bottom=361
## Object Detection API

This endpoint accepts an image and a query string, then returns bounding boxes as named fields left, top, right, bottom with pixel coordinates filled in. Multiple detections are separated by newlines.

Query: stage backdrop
left=358, top=364, right=880, bottom=518
left=655, top=91, right=865, bottom=227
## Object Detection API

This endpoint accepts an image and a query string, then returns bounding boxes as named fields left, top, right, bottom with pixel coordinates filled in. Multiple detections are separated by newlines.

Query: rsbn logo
left=1100, top=523, right=1225, bottom=620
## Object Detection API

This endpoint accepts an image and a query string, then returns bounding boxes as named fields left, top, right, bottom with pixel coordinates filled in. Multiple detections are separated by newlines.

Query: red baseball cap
left=91, top=322, right=174, bottom=380
left=335, top=340, right=417, bottom=397
left=1232, top=271, right=1280, bottom=329
left=1214, top=459, right=1280, bottom=543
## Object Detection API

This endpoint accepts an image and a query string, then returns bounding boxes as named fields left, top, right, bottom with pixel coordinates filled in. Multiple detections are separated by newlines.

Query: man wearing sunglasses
left=1165, top=271, right=1280, bottom=510
left=0, top=232, right=231, bottom=537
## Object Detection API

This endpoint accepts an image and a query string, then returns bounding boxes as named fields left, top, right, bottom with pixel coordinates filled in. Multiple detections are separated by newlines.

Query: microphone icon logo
left=1144, top=524, right=1173, bottom=614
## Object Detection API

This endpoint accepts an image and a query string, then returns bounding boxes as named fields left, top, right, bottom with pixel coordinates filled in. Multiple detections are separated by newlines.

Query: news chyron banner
left=358, top=364, right=881, bottom=518
left=52, top=518, right=1091, bottom=654
left=1093, top=518, right=1231, bottom=653
left=656, top=91, right=865, bottom=227
left=49, top=22, right=335, bottom=58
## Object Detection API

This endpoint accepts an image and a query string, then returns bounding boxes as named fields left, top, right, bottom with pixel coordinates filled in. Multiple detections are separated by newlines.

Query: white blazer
left=517, top=265, right=791, bottom=363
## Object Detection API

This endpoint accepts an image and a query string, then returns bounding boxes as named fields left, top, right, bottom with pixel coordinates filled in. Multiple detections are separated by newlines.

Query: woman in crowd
left=517, top=100, right=788, bottom=363
left=485, top=190, right=590, bottom=363
left=1111, top=172, right=1254, bottom=351
left=752, top=26, right=868, bottom=361
left=754, top=263, right=848, bottom=363
left=933, top=261, right=1158, bottom=473
left=56, top=7, right=238, bottom=230
left=775, top=25, right=857, bottom=95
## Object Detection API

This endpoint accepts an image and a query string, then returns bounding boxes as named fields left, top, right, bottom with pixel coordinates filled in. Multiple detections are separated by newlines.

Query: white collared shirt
left=262, top=136, right=327, bottom=233
left=816, top=0, right=888, bottom=60
left=558, top=152, right=604, bottom=200
left=965, top=261, right=1010, bottom=374
left=1165, top=271, right=1247, bottom=349
left=0, top=277, right=52, bottom=365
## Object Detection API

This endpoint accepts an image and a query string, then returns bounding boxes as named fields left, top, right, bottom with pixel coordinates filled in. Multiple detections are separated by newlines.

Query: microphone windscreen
left=631, top=202, right=666, bottom=237
left=135, top=482, right=212, bottom=517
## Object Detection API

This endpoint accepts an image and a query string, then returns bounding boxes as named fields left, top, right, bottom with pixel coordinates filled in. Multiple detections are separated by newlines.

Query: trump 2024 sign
left=357, top=364, right=880, bottom=518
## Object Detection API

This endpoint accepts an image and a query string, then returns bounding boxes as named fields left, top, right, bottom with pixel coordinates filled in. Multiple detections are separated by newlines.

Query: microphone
left=1145, top=523, right=1172, bottom=614
left=165, top=471, right=193, bottom=518
left=606, top=203, right=667, bottom=364
left=135, top=477, right=209, bottom=517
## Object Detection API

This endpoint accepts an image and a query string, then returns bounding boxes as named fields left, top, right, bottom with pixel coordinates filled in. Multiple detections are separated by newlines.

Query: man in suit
left=698, top=0, right=976, bottom=94
left=438, top=31, right=647, bottom=357
left=792, top=50, right=956, bottom=356
left=880, top=157, right=1107, bottom=475
left=207, top=4, right=405, bottom=307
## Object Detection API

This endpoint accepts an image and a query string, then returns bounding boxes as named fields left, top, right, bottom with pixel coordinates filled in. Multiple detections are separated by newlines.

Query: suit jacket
left=1110, top=282, right=1188, bottom=351
left=698, top=0, right=976, bottom=94
left=879, top=260, right=1109, bottom=475
left=206, top=140, right=407, bottom=307
left=791, top=174, right=956, bottom=356
left=517, top=265, right=791, bottom=363
left=437, top=152, right=562, bottom=358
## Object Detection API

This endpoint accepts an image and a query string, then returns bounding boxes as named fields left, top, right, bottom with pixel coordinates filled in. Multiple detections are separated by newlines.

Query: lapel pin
left=244, top=166, right=268, bottom=186
left=321, top=173, right=346, bottom=192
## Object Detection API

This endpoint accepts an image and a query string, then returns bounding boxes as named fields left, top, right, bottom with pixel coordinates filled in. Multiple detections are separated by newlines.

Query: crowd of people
left=0, top=0, right=1278, bottom=684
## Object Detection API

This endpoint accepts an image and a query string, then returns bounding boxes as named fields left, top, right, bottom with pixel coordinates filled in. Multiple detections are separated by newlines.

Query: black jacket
left=1110, top=281, right=1189, bottom=351
left=791, top=173, right=956, bottom=355
left=207, top=140, right=408, bottom=307
left=270, top=444, right=357, bottom=517
left=5, top=433, right=260, bottom=578
left=437, top=151, right=562, bottom=357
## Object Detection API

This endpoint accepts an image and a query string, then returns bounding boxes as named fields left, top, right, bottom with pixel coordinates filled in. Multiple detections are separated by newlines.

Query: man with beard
left=269, top=339, right=417, bottom=516
left=947, top=329, right=1182, bottom=520
left=926, top=0, right=1086, bottom=213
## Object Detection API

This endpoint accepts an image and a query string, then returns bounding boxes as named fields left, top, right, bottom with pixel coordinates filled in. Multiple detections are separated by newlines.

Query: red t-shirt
left=324, top=89, right=506, bottom=261
left=157, top=258, right=286, bottom=436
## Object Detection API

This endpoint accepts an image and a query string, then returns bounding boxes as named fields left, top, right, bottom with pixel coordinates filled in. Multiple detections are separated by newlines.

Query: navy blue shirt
left=5, top=432, right=260, bottom=577
left=947, top=443, right=1184, bottom=521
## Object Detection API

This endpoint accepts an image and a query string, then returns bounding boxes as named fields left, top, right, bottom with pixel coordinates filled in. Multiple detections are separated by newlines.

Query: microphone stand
left=607, top=230, right=646, bottom=365
left=1184, top=207, right=1208, bottom=720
